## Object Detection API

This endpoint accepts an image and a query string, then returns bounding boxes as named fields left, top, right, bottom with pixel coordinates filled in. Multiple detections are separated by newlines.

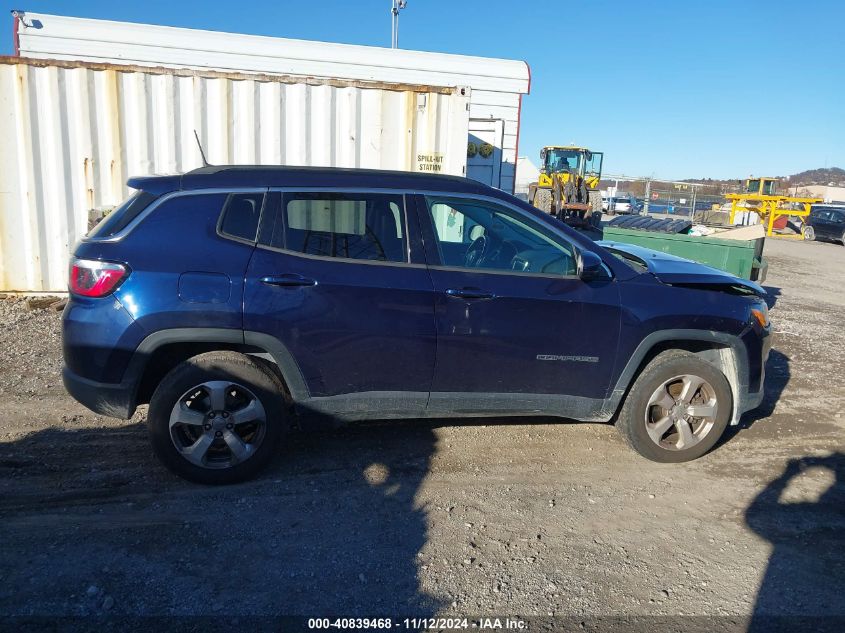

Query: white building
left=514, top=156, right=540, bottom=199
left=792, top=184, right=845, bottom=203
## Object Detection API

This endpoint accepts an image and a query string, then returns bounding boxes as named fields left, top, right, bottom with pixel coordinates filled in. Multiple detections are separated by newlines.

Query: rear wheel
left=615, top=350, right=732, bottom=463
left=532, top=188, right=552, bottom=213
left=803, top=225, right=815, bottom=241
left=588, top=190, right=602, bottom=215
left=148, top=351, right=288, bottom=484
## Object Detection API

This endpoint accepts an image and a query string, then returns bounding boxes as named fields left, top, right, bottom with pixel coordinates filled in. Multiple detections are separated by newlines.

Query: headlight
left=751, top=303, right=769, bottom=328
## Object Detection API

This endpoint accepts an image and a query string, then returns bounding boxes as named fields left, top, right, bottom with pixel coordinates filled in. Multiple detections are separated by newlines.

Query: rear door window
left=87, top=191, right=158, bottom=238
left=262, top=192, right=408, bottom=263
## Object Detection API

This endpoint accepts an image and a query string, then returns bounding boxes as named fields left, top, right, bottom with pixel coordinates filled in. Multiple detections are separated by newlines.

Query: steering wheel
left=464, top=234, right=489, bottom=268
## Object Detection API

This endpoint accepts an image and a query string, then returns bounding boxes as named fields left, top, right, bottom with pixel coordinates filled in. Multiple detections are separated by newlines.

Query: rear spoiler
left=126, top=174, right=183, bottom=196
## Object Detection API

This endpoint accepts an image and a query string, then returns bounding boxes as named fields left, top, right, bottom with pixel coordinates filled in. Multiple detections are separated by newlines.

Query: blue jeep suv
left=63, top=166, right=771, bottom=484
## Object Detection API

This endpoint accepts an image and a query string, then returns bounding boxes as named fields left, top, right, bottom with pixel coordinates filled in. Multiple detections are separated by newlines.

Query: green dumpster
left=602, top=226, right=767, bottom=282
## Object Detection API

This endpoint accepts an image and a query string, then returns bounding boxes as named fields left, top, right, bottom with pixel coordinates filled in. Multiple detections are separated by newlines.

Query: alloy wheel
left=168, top=380, right=267, bottom=469
left=644, top=374, right=719, bottom=451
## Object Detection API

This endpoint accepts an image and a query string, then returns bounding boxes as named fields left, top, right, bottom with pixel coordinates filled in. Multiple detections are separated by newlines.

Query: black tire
left=533, top=188, right=552, bottom=213
left=147, top=351, right=289, bottom=484
left=588, top=190, right=602, bottom=215
left=615, top=350, right=732, bottom=463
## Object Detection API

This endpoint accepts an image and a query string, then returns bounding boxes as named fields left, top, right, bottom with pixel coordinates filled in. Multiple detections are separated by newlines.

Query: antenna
left=193, top=130, right=209, bottom=167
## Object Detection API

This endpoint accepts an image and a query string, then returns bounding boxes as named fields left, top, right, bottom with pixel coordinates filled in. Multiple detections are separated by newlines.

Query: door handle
left=445, top=288, right=495, bottom=300
left=260, top=274, right=317, bottom=287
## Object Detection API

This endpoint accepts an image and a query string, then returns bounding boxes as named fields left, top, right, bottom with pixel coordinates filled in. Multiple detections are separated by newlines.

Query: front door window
left=425, top=197, right=577, bottom=276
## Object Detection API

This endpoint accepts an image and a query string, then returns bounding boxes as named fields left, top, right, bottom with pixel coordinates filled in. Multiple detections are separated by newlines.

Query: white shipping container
left=0, top=57, right=470, bottom=292
left=15, top=12, right=530, bottom=192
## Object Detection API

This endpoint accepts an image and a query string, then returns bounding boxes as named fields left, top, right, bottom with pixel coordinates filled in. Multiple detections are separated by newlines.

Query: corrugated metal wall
left=16, top=12, right=529, bottom=193
left=0, top=58, right=470, bottom=292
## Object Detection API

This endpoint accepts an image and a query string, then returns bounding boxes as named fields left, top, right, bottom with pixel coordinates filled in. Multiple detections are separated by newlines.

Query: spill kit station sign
left=416, top=153, right=444, bottom=173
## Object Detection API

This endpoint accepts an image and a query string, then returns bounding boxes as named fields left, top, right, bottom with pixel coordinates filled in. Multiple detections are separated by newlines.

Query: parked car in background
left=602, top=195, right=639, bottom=214
left=804, top=205, right=845, bottom=244
left=63, top=166, right=771, bottom=484
left=611, top=196, right=638, bottom=214
left=612, top=197, right=630, bottom=213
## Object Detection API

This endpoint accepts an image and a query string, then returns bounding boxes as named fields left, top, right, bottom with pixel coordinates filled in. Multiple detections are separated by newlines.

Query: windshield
left=544, top=149, right=582, bottom=174
left=87, top=190, right=158, bottom=238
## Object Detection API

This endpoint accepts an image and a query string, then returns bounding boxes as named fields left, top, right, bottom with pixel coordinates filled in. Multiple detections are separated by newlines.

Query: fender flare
left=606, top=329, right=750, bottom=425
left=121, top=328, right=311, bottom=416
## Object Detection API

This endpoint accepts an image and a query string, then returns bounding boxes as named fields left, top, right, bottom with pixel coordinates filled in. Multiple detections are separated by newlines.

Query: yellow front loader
left=528, top=146, right=603, bottom=223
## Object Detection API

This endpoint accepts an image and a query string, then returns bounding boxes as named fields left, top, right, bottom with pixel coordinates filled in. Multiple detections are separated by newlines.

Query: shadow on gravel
left=745, top=453, right=845, bottom=632
left=0, top=417, right=443, bottom=616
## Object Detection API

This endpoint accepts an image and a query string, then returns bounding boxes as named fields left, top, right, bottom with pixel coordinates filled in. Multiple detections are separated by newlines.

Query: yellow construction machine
left=528, top=146, right=603, bottom=223
left=726, top=177, right=821, bottom=236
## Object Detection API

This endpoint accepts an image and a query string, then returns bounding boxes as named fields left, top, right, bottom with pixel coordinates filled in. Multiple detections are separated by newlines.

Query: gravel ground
left=0, top=238, right=843, bottom=627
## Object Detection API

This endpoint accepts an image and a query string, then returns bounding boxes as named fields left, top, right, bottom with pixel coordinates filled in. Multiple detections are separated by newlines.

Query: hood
left=597, top=240, right=767, bottom=298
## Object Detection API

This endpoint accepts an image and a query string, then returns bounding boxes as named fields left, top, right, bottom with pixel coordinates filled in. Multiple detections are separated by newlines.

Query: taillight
left=69, top=258, right=129, bottom=297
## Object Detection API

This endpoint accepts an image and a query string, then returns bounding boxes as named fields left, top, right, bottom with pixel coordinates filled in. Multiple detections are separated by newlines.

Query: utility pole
left=391, top=1, right=408, bottom=49
left=691, top=185, right=698, bottom=223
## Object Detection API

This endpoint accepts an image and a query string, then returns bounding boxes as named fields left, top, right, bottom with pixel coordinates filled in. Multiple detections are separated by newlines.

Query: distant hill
left=783, top=167, right=845, bottom=187
left=677, top=167, right=845, bottom=191
left=598, top=167, right=844, bottom=198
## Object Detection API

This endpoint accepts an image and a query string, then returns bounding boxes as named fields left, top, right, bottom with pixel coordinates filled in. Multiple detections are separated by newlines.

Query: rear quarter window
left=87, top=191, right=158, bottom=238
left=218, top=192, right=265, bottom=242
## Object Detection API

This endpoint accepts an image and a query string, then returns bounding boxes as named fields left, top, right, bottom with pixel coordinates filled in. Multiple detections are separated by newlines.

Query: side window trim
left=257, top=189, right=415, bottom=266
left=412, top=193, right=444, bottom=267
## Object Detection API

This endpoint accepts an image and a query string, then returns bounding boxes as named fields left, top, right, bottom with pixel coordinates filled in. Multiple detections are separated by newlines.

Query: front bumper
left=62, top=366, right=136, bottom=419
left=732, top=327, right=772, bottom=424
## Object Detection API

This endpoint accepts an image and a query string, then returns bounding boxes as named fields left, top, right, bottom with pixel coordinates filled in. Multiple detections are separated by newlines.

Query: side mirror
left=579, top=250, right=610, bottom=282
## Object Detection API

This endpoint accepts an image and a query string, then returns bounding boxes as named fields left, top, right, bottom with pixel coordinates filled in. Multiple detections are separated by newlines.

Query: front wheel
left=588, top=190, right=602, bottom=216
left=615, top=350, right=732, bottom=463
left=532, top=188, right=553, bottom=213
left=147, top=351, right=288, bottom=484
left=803, top=225, right=815, bottom=241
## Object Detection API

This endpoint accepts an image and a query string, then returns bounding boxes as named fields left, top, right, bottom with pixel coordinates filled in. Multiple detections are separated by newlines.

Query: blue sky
left=4, top=0, right=844, bottom=179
